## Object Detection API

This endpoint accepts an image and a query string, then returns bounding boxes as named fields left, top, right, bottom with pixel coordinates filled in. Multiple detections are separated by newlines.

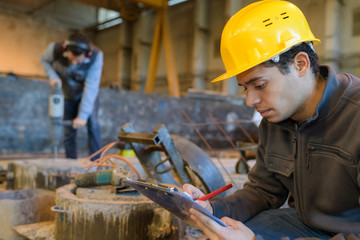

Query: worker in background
left=184, top=1, right=360, bottom=239
left=41, top=32, right=103, bottom=160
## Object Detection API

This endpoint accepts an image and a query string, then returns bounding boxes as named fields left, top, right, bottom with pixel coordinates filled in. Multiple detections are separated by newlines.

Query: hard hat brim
left=211, top=72, right=235, bottom=83
left=211, top=39, right=321, bottom=83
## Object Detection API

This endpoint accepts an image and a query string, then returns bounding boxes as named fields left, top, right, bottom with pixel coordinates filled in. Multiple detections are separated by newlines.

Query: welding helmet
left=212, top=0, right=320, bottom=82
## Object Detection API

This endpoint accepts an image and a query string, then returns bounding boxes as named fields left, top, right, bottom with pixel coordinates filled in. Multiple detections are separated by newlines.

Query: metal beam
left=68, top=0, right=123, bottom=11
left=26, top=0, right=55, bottom=15
left=144, top=10, right=163, bottom=94
left=131, top=0, right=168, bottom=9
left=162, top=9, right=180, bottom=97
left=144, top=8, right=180, bottom=97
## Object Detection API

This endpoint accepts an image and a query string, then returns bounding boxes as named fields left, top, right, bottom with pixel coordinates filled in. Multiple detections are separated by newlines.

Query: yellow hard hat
left=212, top=0, right=320, bottom=82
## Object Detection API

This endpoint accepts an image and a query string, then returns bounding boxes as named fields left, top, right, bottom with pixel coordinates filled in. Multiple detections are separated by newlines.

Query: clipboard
left=124, top=178, right=227, bottom=227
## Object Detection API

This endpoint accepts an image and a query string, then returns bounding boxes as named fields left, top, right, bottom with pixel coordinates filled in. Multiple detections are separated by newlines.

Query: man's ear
left=293, top=52, right=310, bottom=77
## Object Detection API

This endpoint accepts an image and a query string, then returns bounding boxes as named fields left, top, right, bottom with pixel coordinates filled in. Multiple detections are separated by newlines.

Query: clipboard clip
left=136, top=179, right=179, bottom=192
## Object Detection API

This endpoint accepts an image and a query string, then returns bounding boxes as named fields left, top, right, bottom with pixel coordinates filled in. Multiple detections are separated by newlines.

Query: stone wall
left=0, top=75, right=258, bottom=156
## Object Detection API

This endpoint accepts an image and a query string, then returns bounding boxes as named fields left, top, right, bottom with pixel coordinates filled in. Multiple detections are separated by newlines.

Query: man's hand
left=183, top=184, right=213, bottom=213
left=50, top=78, right=62, bottom=88
left=190, top=208, right=255, bottom=240
left=72, top=117, right=86, bottom=129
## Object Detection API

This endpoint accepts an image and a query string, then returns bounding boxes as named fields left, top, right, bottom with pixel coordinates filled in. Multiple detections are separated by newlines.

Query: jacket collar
left=273, top=65, right=343, bottom=129
left=311, top=65, right=343, bottom=123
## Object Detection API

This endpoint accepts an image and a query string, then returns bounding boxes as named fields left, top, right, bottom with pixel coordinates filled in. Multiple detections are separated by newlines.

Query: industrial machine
left=71, top=122, right=227, bottom=196
left=48, top=83, right=71, bottom=158
left=74, top=168, right=138, bottom=190
left=117, top=123, right=226, bottom=195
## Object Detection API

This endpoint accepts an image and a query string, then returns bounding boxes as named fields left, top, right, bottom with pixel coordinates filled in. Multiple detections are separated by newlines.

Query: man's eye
left=255, top=83, right=265, bottom=89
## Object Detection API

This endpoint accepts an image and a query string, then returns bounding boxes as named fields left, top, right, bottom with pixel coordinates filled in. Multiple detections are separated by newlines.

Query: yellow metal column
left=162, top=9, right=180, bottom=97
left=144, top=2, right=180, bottom=97
left=144, top=10, right=163, bottom=94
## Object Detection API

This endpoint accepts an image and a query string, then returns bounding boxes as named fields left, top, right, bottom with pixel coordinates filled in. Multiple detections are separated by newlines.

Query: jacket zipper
left=293, top=123, right=306, bottom=223
left=306, top=144, right=353, bottom=165
left=305, top=146, right=314, bottom=168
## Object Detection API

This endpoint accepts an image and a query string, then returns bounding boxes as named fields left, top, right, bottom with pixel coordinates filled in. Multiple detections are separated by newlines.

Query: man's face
left=236, top=64, right=307, bottom=123
left=67, top=51, right=86, bottom=65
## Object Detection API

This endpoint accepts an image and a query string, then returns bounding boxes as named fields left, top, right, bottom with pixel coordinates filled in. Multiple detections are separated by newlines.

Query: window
left=97, top=8, right=122, bottom=30
left=168, top=0, right=188, bottom=6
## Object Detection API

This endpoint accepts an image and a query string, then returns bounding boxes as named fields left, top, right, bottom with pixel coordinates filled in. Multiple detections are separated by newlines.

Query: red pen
left=198, top=183, right=233, bottom=201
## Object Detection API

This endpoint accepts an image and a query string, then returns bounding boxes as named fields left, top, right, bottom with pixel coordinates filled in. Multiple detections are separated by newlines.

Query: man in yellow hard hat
left=184, top=0, right=360, bottom=239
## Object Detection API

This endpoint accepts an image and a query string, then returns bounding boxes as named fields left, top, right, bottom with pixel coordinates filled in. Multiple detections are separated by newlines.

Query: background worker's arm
left=40, top=42, right=62, bottom=88
left=72, top=117, right=86, bottom=129
left=75, top=50, right=103, bottom=128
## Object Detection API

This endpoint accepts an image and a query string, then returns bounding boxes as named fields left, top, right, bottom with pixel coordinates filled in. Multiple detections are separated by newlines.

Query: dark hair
left=262, top=42, right=319, bottom=77
left=67, top=32, right=90, bottom=56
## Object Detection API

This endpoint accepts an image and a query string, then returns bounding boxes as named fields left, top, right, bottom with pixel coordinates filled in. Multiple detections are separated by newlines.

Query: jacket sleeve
left=40, top=43, right=60, bottom=80
left=77, top=50, right=103, bottom=120
left=210, top=122, right=289, bottom=221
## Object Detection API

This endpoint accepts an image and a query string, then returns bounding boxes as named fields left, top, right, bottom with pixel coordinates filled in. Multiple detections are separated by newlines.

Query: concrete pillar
left=222, top=0, right=244, bottom=95
left=8, top=159, right=85, bottom=190
left=192, top=0, right=209, bottom=90
left=130, top=15, right=143, bottom=92
left=131, top=10, right=156, bottom=92
left=54, top=184, right=183, bottom=240
left=323, top=0, right=342, bottom=72
left=119, top=20, right=133, bottom=90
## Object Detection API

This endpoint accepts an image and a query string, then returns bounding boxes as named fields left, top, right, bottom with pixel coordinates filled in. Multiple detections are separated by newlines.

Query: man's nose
left=246, top=91, right=261, bottom=107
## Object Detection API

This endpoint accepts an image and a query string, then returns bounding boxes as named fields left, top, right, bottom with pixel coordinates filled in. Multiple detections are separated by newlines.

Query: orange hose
left=80, top=141, right=141, bottom=178
left=102, top=155, right=141, bottom=178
